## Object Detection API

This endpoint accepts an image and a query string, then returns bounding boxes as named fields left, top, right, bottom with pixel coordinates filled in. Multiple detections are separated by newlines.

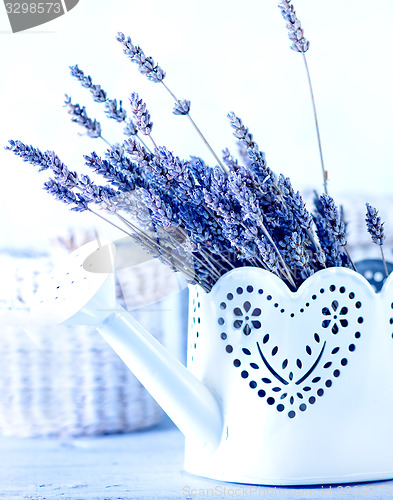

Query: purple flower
left=129, top=93, right=153, bottom=136
left=116, top=33, right=166, bottom=83
left=227, top=112, right=257, bottom=150
left=139, top=187, right=179, bottom=228
left=173, top=99, right=191, bottom=116
left=278, top=0, right=310, bottom=53
left=366, top=203, right=385, bottom=246
left=64, top=95, right=101, bottom=139
left=69, top=64, right=107, bottom=102
left=319, top=194, right=346, bottom=247
left=222, top=148, right=239, bottom=171
left=84, top=152, right=137, bottom=192
left=278, top=232, right=314, bottom=281
left=5, top=140, right=51, bottom=171
left=123, top=119, right=138, bottom=137
left=313, top=213, right=344, bottom=267
left=123, top=137, right=153, bottom=166
left=43, top=179, right=88, bottom=212
left=104, top=99, right=126, bottom=123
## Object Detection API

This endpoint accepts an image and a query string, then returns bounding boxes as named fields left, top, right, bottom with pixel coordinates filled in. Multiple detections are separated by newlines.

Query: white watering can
left=28, top=240, right=393, bottom=486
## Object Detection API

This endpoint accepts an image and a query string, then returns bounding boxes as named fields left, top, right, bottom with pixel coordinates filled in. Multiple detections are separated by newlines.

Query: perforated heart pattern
left=188, top=267, right=378, bottom=420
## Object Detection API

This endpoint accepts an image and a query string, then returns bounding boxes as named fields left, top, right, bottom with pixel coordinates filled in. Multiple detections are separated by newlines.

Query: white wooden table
left=0, top=415, right=392, bottom=500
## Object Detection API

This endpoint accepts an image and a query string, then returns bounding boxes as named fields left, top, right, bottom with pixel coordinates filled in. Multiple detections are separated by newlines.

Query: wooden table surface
left=0, top=415, right=392, bottom=500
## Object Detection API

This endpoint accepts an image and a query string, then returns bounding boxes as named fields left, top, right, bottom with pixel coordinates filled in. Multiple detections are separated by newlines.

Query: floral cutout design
left=233, top=301, right=262, bottom=335
left=321, top=300, right=348, bottom=334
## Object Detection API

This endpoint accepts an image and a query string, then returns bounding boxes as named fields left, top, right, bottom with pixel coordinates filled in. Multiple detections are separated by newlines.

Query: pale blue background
left=0, top=0, right=392, bottom=248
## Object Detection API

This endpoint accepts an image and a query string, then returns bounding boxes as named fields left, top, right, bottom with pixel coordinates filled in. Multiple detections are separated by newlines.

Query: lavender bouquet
left=6, top=1, right=389, bottom=292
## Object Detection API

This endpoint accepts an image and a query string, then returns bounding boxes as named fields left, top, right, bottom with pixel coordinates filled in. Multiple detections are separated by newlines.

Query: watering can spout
left=30, top=240, right=222, bottom=450
left=99, top=309, right=223, bottom=450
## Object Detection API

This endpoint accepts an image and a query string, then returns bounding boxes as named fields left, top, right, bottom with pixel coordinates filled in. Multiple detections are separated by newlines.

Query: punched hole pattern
left=189, top=292, right=201, bottom=363
left=214, top=283, right=362, bottom=419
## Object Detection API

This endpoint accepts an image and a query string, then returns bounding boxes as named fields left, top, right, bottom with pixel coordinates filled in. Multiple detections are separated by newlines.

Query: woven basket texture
left=0, top=248, right=177, bottom=437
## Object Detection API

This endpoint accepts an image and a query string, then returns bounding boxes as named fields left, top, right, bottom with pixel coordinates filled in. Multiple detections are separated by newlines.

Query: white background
left=0, top=0, right=392, bottom=248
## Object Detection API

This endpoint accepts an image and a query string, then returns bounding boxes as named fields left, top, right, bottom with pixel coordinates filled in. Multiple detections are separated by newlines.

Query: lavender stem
left=343, top=246, right=357, bottom=272
left=161, top=81, right=229, bottom=174
left=302, top=52, right=328, bottom=194
left=100, top=136, right=112, bottom=148
left=380, top=245, right=389, bottom=278
left=116, top=213, right=214, bottom=286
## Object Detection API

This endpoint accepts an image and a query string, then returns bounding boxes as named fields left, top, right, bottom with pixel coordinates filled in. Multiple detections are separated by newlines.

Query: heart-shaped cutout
left=190, top=267, right=378, bottom=419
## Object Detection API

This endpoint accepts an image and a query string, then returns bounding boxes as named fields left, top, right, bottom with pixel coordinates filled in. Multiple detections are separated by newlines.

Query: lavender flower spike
left=278, top=0, right=310, bottom=53
left=366, top=203, right=385, bottom=246
left=64, top=95, right=101, bottom=139
left=319, top=194, right=346, bottom=247
left=129, top=92, right=153, bottom=136
left=227, top=112, right=257, bottom=150
left=173, top=99, right=191, bottom=116
left=366, top=203, right=389, bottom=277
left=69, top=64, right=107, bottom=102
left=123, top=118, right=138, bottom=137
left=104, top=99, right=127, bottom=123
left=70, top=65, right=127, bottom=123
left=5, top=140, right=51, bottom=171
left=44, top=179, right=88, bottom=212
left=116, top=32, right=166, bottom=83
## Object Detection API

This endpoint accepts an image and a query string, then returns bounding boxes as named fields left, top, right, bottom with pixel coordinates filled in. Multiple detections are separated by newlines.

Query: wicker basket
left=0, top=246, right=181, bottom=437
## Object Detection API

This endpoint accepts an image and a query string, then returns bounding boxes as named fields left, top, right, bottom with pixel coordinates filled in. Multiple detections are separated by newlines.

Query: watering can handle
left=99, top=309, right=223, bottom=450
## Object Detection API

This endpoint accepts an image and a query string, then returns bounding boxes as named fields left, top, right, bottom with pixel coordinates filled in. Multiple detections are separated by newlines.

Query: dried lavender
left=6, top=140, right=51, bottom=171
left=313, top=213, right=343, bottom=268
left=129, top=93, right=155, bottom=142
left=64, top=95, right=102, bottom=139
left=279, top=177, right=325, bottom=265
left=366, top=203, right=388, bottom=276
left=319, top=194, right=346, bottom=246
left=146, top=149, right=235, bottom=272
left=228, top=167, right=296, bottom=287
left=227, top=112, right=276, bottom=184
left=46, top=152, right=79, bottom=188
left=8, top=27, right=392, bottom=295
left=69, top=64, right=128, bottom=123
left=278, top=0, right=309, bottom=53
left=123, top=118, right=138, bottom=137
left=105, top=146, right=140, bottom=177
left=43, top=179, right=88, bottom=212
left=84, top=152, right=138, bottom=192
left=226, top=113, right=325, bottom=278
left=7, top=140, right=121, bottom=213
left=116, top=32, right=227, bottom=173
left=366, top=203, right=385, bottom=245
left=227, top=112, right=258, bottom=151
left=278, top=0, right=327, bottom=195
left=319, top=194, right=356, bottom=270
left=173, top=99, right=190, bottom=116
left=116, top=32, right=166, bottom=83
left=122, top=139, right=236, bottom=278
left=139, top=188, right=179, bottom=228
left=123, top=137, right=153, bottom=167
left=221, top=148, right=239, bottom=171
left=104, top=99, right=126, bottom=123
left=247, top=148, right=276, bottom=185
left=279, top=232, right=314, bottom=280
left=69, top=64, right=107, bottom=102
